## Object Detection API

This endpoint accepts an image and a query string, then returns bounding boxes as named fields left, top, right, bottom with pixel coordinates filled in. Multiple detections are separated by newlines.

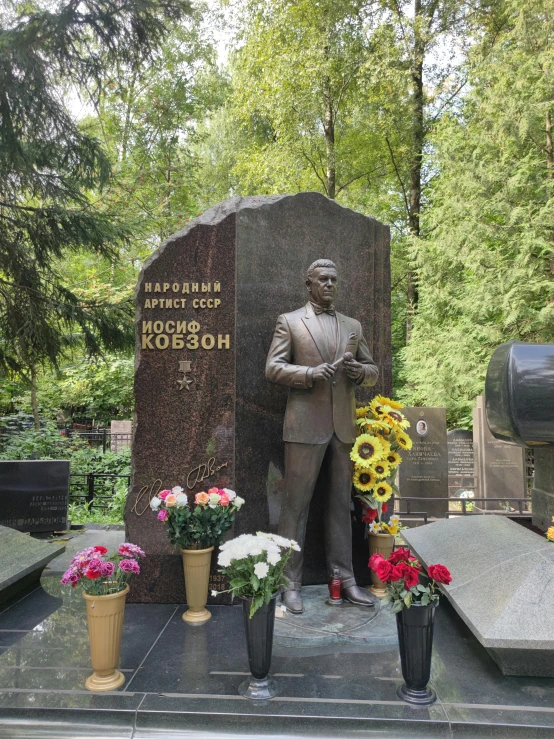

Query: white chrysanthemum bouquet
left=216, top=532, right=300, bottom=617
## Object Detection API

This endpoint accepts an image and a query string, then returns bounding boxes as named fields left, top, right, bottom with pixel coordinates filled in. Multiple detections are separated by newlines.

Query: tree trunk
left=406, top=0, right=425, bottom=342
left=323, top=75, right=336, bottom=199
left=30, top=365, right=40, bottom=430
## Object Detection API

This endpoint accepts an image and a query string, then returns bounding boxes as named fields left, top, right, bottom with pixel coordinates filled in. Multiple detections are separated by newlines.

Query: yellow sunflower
left=386, top=451, right=402, bottom=468
left=367, top=419, right=394, bottom=437
left=350, top=434, right=384, bottom=468
left=395, top=431, right=413, bottom=451
left=372, top=460, right=391, bottom=479
left=381, top=406, right=410, bottom=430
left=382, top=522, right=399, bottom=536
left=378, top=436, right=391, bottom=454
left=370, top=395, right=390, bottom=416
left=356, top=405, right=371, bottom=419
left=372, top=481, right=393, bottom=503
left=353, top=468, right=377, bottom=492
left=547, top=526, right=554, bottom=542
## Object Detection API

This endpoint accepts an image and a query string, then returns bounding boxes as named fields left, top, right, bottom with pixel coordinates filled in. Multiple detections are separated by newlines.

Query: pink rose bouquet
left=61, top=543, right=145, bottom=595
left=150, top=485, right=245, bottom=550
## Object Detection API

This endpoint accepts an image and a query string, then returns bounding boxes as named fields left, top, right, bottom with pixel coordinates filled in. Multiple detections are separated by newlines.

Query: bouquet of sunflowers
left=351, top=395, right=412, bottom=536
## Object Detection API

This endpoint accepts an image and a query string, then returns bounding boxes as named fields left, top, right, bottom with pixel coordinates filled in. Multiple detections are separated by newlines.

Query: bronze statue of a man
left=265, top=259, right=379, bottom=613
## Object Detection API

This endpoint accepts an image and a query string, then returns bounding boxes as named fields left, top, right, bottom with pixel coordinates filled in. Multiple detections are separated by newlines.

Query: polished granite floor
left=1, top=572, right=554, bottom=738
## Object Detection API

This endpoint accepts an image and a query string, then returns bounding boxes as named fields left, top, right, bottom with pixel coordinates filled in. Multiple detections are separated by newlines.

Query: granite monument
left=397, top=407, right=448, bottom=519
left=0, top=460, right=69, bottom=533
left=447, top=429, right=475, bottom=497
left=402, top=516, right=554, bottom=677
left=125, top=193, right=391, bottom=603
left=473, top=395, right=526, bottom=511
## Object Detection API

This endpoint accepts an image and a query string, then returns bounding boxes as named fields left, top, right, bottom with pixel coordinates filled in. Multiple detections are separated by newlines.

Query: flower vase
left=239, top=594, right=280, bottom=700
left=369, top=532, right=395, bottom=598
left=181, top=546, right=213, bottom=624
left=396, top=603, right=437, bottom=705
left=83, top=585, right=129, bottom=692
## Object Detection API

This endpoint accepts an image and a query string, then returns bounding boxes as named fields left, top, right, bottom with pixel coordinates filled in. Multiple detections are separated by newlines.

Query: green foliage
left=0, top=422, right=130, bottom=473
left=0, top=0, right=191, bottom=377
left=402, top=0, right=554, bottom=425
left=12, top=356, right=134, bottom=423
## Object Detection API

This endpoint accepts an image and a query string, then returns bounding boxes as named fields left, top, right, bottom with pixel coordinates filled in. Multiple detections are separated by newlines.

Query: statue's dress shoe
left=282, top=589, right=304, bottom=614
left=342, top=585, right=377, bottom=607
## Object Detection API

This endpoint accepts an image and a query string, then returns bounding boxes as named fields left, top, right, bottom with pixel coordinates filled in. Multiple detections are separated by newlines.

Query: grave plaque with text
left=447, top=429, right=475, bottom=496
left=473, top=395, right=526, bottom=509
left=125, top=193, right=392, bottom=602
left=397, top=407, right=448, bottom=519
left=0, top=461, right=69, bottom=532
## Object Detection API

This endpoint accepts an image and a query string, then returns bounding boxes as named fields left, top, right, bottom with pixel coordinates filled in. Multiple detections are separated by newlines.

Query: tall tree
left=402, top=0, right=554, bottom=425
left=0, top=0, right=190, bottom=425
left=94, top=6, right=226, bottom=246
left=214, top=0, right=394, bottom=201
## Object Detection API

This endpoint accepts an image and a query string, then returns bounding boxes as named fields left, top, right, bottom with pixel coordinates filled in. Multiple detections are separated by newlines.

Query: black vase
left=396, top=603, right=437, bottom=705
left=239, top=594, right=280, bottom=700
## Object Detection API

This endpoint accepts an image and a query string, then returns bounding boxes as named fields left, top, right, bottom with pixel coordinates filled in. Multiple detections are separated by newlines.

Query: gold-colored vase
left=181, top=546, right=214, bottom=624
left=369, top=532, right=395, bottom=598
left=83, top=585, right=129, bottom=692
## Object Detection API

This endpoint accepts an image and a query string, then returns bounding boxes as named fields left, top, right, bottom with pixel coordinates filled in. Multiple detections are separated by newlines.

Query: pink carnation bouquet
left=61, top=543, right=145, bottom=595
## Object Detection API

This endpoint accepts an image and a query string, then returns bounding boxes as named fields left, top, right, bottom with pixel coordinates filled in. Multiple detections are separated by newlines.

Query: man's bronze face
left=307, top=267, right=338, bottom=306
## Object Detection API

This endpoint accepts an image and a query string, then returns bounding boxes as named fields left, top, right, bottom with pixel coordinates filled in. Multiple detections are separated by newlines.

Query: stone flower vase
left=181, top=546, right=213, bottom=623
left=369, top=531, right=395, bottom=598
left=83, top=585, right=129, bottom=692
left=239, top=594, right=280, bottom=700
left=396, top=603, right=437, bottom=705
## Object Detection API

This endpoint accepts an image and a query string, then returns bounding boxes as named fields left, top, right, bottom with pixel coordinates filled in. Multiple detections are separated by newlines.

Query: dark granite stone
left=0, top=460, right=69, bottom=532
left=0, top=525, right=64, bottom=605
left=397, top=408, right=448, bottom=519
left=473, top=395, right=526, bottom=510
left=126, top=193, right=391, bottom=601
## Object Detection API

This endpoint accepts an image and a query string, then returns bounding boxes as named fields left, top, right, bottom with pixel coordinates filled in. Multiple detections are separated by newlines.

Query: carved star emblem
left=177, top=374, right=194, bottom=391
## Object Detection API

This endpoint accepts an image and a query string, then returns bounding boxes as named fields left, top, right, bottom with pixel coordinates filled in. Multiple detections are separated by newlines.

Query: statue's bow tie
left=312, top=303, right=336, bottom=316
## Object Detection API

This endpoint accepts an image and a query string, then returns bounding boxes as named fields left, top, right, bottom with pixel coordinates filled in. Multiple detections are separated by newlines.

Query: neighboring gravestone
left=402, top=516, right=554, bottom=677
left=473, top=395, right=526, bottom=510
left=0, top=524, right=65, bottom=604
left=0, top=461, right=69, bottom=532
left=110, top=420, right=132, bottom=452
left=397, top=407, right=448, bottom=519
left=125, top=193, right=392, bottom=603
left=447, top=429, right=475, bottom=497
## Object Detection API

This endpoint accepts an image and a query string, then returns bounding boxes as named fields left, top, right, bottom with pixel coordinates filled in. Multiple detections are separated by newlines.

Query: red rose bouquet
left=369, top=547, right=452, bottom=613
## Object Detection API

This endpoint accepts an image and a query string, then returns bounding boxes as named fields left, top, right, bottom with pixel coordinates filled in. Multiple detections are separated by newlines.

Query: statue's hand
left=312, top=363, right=336, bottom=381
left=343, top=353, right=363, bottom=381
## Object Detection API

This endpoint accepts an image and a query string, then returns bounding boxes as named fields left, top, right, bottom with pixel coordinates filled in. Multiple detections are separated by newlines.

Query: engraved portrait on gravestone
left=265, top=259, right=379, bottom=614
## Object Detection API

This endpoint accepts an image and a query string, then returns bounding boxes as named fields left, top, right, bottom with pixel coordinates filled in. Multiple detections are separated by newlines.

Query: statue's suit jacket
left=265, top=302, right=379, bottom=444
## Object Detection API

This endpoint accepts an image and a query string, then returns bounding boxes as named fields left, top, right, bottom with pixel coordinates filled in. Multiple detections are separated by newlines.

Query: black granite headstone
left=0, top=461, right=69, bottom=533
left=397, top=407, right=448, bottom=519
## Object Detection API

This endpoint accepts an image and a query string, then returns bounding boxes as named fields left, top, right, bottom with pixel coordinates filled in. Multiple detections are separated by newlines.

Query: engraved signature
left=186, top=457, right=229, bottom=490
left=131, top=479, right=162, bottom=517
